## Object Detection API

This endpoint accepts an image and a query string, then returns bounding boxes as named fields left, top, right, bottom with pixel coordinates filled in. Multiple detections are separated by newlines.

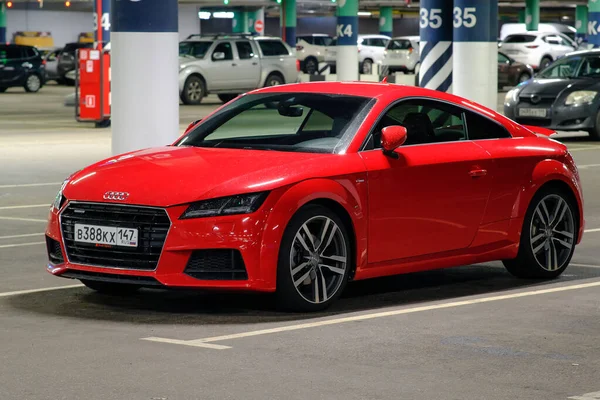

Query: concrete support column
left=419, top=0, right=452, bottom=91
left=453, top=0, right=497, bottom=110
left=576, top=5, right=588, bottom=41
left=0, top=3, right=6, bottom=44
left=588, top=1, right=600, bottom=47
left=110, top=0, right=179, bottom=155
left=233, top=11, right=248, bottom=33
left=379, top=7, right=393, bottom=37
left=336, top=0, right=359, bottom=81
left=281, top=0, right=296, bottom=47
left=525, top=0, right=539, bottom=31
left=518, top=9, right=525, bottom=24
left=93, top=0, right=111, bottom=48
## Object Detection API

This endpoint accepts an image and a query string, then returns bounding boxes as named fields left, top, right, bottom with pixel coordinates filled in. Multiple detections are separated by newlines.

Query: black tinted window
left=498, top=52, right=510, bottom=63
left=313, top=37, right=334, bottom=46
left=465, top=112, right=511, bottom=140
left=179, top=41, right=213, bottom=58
left=25, top=47, right=38, bottom=58
left=258, top=40, right=289, bottom=56
left=504, top=34, right=536, bottom=43
left=236, top=41, right=254, bottom=60
left=0, top=47, right=22, bottom=60
left=212, top=42, right=233, bottom=61
left=370, top=39, right=388, bottom=47
left=297, top=36, right=313, bottom=44
left=388, top=39, right=412, bottom=50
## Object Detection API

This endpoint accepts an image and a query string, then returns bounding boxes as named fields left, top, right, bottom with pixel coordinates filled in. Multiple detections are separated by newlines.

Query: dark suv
left=57, top=42, right=93, bottom=84
left=0, top=44, right=46, bottom=93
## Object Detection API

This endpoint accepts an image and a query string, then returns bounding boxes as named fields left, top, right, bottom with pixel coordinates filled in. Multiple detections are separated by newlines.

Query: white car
left=381, top=36, right=420, bottom=75
left=295, top=34, right=336, bottom=74
left=499, top=32, right=577, bottom=70
left=358, top=34, right=391, bottom=74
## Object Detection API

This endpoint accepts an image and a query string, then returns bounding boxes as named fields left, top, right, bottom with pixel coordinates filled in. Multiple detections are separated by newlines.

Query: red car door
left=359, top=99, right=493, bottom=264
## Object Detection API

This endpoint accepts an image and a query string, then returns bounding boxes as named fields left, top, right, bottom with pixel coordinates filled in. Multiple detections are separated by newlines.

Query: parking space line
left=585, top=228, right=600, bottom=233
left=0, top=284, right=83, bottom=298
left=570, top=263, right=600, bottom=269
left=0, top=182, right=62, bottom=189
left=578, top=164, right=600, bottom=170
left=569, top=146, right=600, bottom=152
left=0, top=204, right=49, bottom=210
left=142, top=279, right=600, bottom=350
left=0, top=241, right=44, bottom=249
left=0, top=233, right=45, bottom=240
left=0, top=216, right=46, bottom=223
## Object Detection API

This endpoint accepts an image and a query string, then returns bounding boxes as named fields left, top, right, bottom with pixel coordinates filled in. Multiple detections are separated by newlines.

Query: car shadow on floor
left=5, top=263, right=577, bottom=325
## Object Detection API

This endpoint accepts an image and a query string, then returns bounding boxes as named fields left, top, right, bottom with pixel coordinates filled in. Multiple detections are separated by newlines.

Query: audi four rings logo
left=103, top=191, right=129, bottom=201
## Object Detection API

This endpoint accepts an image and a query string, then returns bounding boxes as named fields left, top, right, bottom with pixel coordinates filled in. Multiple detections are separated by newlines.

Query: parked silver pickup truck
left=179, top=34, right=299, bottom=105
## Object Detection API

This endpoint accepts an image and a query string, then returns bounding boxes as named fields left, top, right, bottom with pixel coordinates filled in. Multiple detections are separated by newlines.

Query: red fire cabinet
left=75, top=48, right=111, bottom=124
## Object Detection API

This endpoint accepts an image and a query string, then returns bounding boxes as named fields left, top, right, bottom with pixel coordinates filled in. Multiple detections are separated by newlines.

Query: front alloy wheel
left=503, top=189, right=577, bottom=278
left=24, top=74, right=41, bottom=93
left=277, top=205, right=351, bottom=311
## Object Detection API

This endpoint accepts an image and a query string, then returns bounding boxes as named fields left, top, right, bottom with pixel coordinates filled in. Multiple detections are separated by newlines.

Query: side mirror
left=185, top=119, right=202, bottom=133
left=381, top=125, right=407, bottom=158
left=212, top=52, right=225, bottom=61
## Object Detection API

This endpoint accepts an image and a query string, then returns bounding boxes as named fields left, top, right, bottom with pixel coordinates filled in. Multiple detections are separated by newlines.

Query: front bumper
left=45, top=199, right=280, bottom=292
left=504, top=100, right=596, bottom=131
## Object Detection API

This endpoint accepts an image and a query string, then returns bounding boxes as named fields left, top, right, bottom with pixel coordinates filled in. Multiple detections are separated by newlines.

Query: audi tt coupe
left=45, top=81, right=584, bottom=311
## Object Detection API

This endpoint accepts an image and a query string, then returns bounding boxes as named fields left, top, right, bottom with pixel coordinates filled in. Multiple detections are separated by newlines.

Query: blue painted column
left=0, top=2, right=6, bottom=44
left=336, top=0, right=359, bottom=81
left=93, top=0, right=110, bottom=47
left=588, top=0, right=600, bottom=47
left=419, top=0, right=452, bottom=91
left=453, top=0, right=498, bottom=109
left=111, top=0, right=179, bottom=155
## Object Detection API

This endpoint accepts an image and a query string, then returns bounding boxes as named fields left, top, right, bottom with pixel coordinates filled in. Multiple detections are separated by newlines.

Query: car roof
left=359, top=34, right=391, bottom=39
left=298, top=34, right=331, bottom=37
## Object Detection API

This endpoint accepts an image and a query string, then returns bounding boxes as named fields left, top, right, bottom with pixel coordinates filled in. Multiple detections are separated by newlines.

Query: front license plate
left=74, top=223, right=138, bottom=247
left=519, top=108, right=547, bottom=118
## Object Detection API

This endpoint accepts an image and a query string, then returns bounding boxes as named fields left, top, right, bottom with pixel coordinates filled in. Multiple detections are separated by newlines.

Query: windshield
left=388, top=39, right=412, bottom=50
left=177, top=93, right=374, bottom=153
left=179, top=41, right=213, bottom=58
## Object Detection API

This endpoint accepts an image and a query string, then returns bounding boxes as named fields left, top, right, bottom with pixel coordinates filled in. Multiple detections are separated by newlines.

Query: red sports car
left=45, top=82, right=584, bottom=311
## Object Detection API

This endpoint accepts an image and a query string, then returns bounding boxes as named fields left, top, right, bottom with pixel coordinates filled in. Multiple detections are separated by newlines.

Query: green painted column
left=0, top=2, right=6, bottom=44
left=589, top=0, right=600, bottom=47
left=525, top=0, right=539, bottom=31
left=233, top=11, right=248, bottom=33
left=281, top=0, right=296, bottom=47
left=379, top=6, right=393, bottom=37
left=518, top=9, right=525, bottom=24
left=576, top=5, right=588, bottom=40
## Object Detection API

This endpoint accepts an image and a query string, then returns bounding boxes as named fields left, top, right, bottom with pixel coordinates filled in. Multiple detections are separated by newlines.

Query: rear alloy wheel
left=304, top=57, right=318, bottom=75
left=81, top=280, right=140, bottom=295
left=518, top=72, right=531, bottom=83
left=276, top=205, right=351, bottom=312
left=218, top=94, right=238, bottom=103
left=361, top=59, right=373, bottom=74
left=181, top=75, right=205, bottom=105
left=24, top=74, right=41, bottom=93
left=265, top=73, right=284, bottom=87
left=503, top=189, right=577, bottom=279
left=539, top=57, right=552, bottom=70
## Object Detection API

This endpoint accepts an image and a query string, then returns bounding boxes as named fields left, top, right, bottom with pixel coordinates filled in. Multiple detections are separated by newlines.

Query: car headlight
left=565, top=90, right=597, bottom=106
left=505, top=87, right=520, bottom=104
left=52, top=179, right=69, bottom=211
left=179, top=192, right=269, bottom=219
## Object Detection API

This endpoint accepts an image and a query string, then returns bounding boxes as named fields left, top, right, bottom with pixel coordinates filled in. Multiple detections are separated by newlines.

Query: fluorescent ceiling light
left=198, top=11, right=211, bottom=20
left=213, top=11, right=234, bottom=19
left=358, top=11, right=372, bottom=16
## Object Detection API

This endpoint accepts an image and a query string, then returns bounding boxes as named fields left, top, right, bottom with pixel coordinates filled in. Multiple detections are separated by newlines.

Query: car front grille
left=46, top=235, right=65, bottom=264
left=518, top=96, right=555, bottom=107
left=184, top=249, right=248, bottom=280
left=60, top=202, right=170, bottom=271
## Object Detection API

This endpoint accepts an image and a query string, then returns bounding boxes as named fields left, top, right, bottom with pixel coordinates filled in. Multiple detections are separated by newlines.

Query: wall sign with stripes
left=418, top=0, right=453, bottom=92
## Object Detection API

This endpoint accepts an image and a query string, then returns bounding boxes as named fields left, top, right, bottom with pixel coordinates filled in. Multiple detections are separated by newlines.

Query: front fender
left=512, top=158, right=584, bottom=243
left=259, top=178, right=368, bottom=290
left=178, top=66, right=207, bottom=93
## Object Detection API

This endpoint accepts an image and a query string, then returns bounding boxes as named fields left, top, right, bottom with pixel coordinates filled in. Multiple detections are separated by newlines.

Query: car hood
left=62, top=146, right=350, bottom=207
left=518, top=77, right=594, bottom=97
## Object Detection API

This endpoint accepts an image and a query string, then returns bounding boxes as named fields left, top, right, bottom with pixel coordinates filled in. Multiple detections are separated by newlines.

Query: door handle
left=252, top=62, right=258, bottom=65
left=232, top=63, right=237, bottom=66
left=469, top=168, right=487, bottom=178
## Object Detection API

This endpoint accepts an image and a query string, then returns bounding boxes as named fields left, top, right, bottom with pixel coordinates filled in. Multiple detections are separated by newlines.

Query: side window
left=212, top=42, right=233, bottom=61
left=236, top=41, right=254, bottom=60
left=5, top=47, right=22, bottom=60
left=498, top=53, right=510, bottom=64
left=258, top=40, right=289, bottom=56
left=25, top=48, right=37, bottom=58
left=362, top=38, right=372, bottom=46
left=368, top=99, right=467, bottom=149
left=465, top=111, right=511, bottom=140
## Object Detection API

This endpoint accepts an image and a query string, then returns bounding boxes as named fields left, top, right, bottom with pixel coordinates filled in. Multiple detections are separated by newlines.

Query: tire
left=181, top=75, right=205, bottom=105
left=81, top=280, right=140, bottom=295
left=264, top=73, right=284, bottom=87
left=587, top=109, right=600, bottom=141
left=304, top=57, right=318, bottom=75
left=539, top=56, right=552, bottom=70
left=218, top=94, right=238, bottom=103
left=276, top=204, right=352, bottom=312
left=361, top=59, right=373, bottom=75
left=518, top=71, right=531, bottom=84
left=24, top=74, right=41, bottom=93
left=503, top=187, right=578, bottom=279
